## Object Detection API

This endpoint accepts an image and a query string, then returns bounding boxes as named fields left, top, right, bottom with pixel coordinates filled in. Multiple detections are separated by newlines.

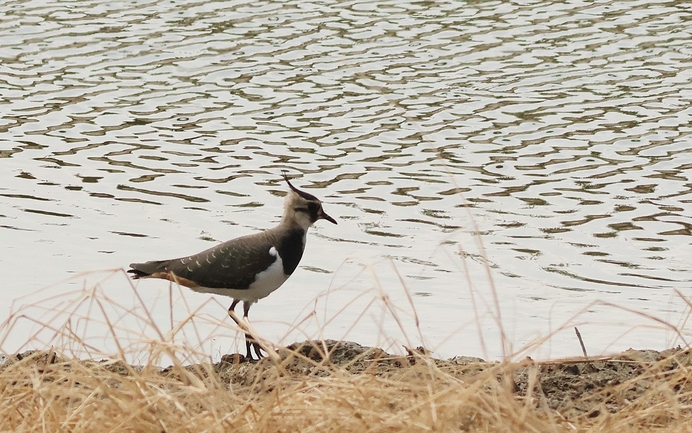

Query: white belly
left=245, top=256, right=290, bottom=300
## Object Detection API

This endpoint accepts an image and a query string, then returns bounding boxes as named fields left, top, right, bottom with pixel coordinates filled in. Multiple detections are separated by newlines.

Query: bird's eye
left=307, top=202, right=319, bottom=212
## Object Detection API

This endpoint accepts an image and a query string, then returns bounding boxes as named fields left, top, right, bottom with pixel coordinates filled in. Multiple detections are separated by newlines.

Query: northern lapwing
left=127, top=173, right=336, bottom=359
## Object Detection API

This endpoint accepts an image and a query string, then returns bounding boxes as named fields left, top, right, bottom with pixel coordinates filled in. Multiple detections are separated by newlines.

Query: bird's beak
left=319, top=209, right=337, bottom=224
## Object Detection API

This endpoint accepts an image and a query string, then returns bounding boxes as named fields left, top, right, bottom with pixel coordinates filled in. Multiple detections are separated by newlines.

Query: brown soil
left=204, top=341, right=692, bottom=421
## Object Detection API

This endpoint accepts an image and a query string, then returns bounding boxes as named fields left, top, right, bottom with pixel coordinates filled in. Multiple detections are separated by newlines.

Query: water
left=1, top=0, right=691, bottom=361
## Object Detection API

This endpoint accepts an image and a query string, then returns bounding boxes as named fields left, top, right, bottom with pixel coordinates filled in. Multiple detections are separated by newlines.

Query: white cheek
left=295, top=212, right=313, bottom=230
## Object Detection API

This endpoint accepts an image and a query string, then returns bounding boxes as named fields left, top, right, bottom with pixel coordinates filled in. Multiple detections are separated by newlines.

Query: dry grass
left=3, top=342, right=692, bottom=432
left=1, top=270, right=691, bottom=432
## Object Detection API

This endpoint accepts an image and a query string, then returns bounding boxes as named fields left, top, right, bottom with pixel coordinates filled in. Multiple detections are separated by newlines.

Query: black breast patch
left=275, top=228, right=305, bottom=275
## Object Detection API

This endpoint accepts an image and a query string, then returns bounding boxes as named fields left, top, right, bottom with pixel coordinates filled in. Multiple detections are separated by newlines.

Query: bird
left=127, top=173, right=337, bottom=360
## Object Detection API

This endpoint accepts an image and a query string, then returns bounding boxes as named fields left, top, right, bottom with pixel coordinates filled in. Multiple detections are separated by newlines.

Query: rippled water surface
left=1, top=0, right=691, bottom=360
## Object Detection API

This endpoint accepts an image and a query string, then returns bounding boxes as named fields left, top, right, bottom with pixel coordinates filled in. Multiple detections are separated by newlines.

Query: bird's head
left=282, top=172, right=337, bottom=230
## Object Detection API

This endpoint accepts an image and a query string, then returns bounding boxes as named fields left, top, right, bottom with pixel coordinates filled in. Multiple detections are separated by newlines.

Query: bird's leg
left=227, top=300, right=263, bottom=360
left=227, top=299, right=253, bottom=359
left=227, top=299, right=241, bottom=326
left=243, top=301, right=265, bottom=360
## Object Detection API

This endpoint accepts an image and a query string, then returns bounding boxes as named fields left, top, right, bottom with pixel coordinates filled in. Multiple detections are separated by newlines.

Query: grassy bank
left=2, top=340, right=692, bottom=432
left=2, top=271, right=691, bottom=431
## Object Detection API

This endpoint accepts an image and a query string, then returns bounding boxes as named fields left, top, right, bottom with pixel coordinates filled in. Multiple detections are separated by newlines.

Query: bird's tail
left=127, top=260, right=168, bottom=279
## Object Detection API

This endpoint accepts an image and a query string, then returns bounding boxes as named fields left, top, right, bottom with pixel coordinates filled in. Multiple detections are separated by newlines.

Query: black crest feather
left=282, top=172, right=318, bottom=201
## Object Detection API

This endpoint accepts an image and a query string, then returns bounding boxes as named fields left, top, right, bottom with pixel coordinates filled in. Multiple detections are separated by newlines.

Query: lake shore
left=2, top=340, right=690, bottom=432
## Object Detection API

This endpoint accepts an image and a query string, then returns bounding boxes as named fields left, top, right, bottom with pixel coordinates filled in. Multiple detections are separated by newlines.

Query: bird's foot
left=228, top=310, right=272, bottom=361
left=245, top=336, right=283, bottom=362
left=245, top=337, right=265, bottom=361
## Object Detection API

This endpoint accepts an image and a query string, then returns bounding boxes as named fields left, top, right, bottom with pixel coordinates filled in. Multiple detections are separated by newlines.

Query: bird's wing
left=129, top=231, right=280, bottom=290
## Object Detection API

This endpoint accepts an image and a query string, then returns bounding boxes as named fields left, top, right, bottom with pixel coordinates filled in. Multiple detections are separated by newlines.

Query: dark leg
left=228, top=299, right=240, bottom=317
left=227, top=299, right=263, bottom=360
left=228, top=299, right=251, bottom=359
left=243, top=301, right=264, bottom=360
left=227, top=299, right=241, bottom=330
